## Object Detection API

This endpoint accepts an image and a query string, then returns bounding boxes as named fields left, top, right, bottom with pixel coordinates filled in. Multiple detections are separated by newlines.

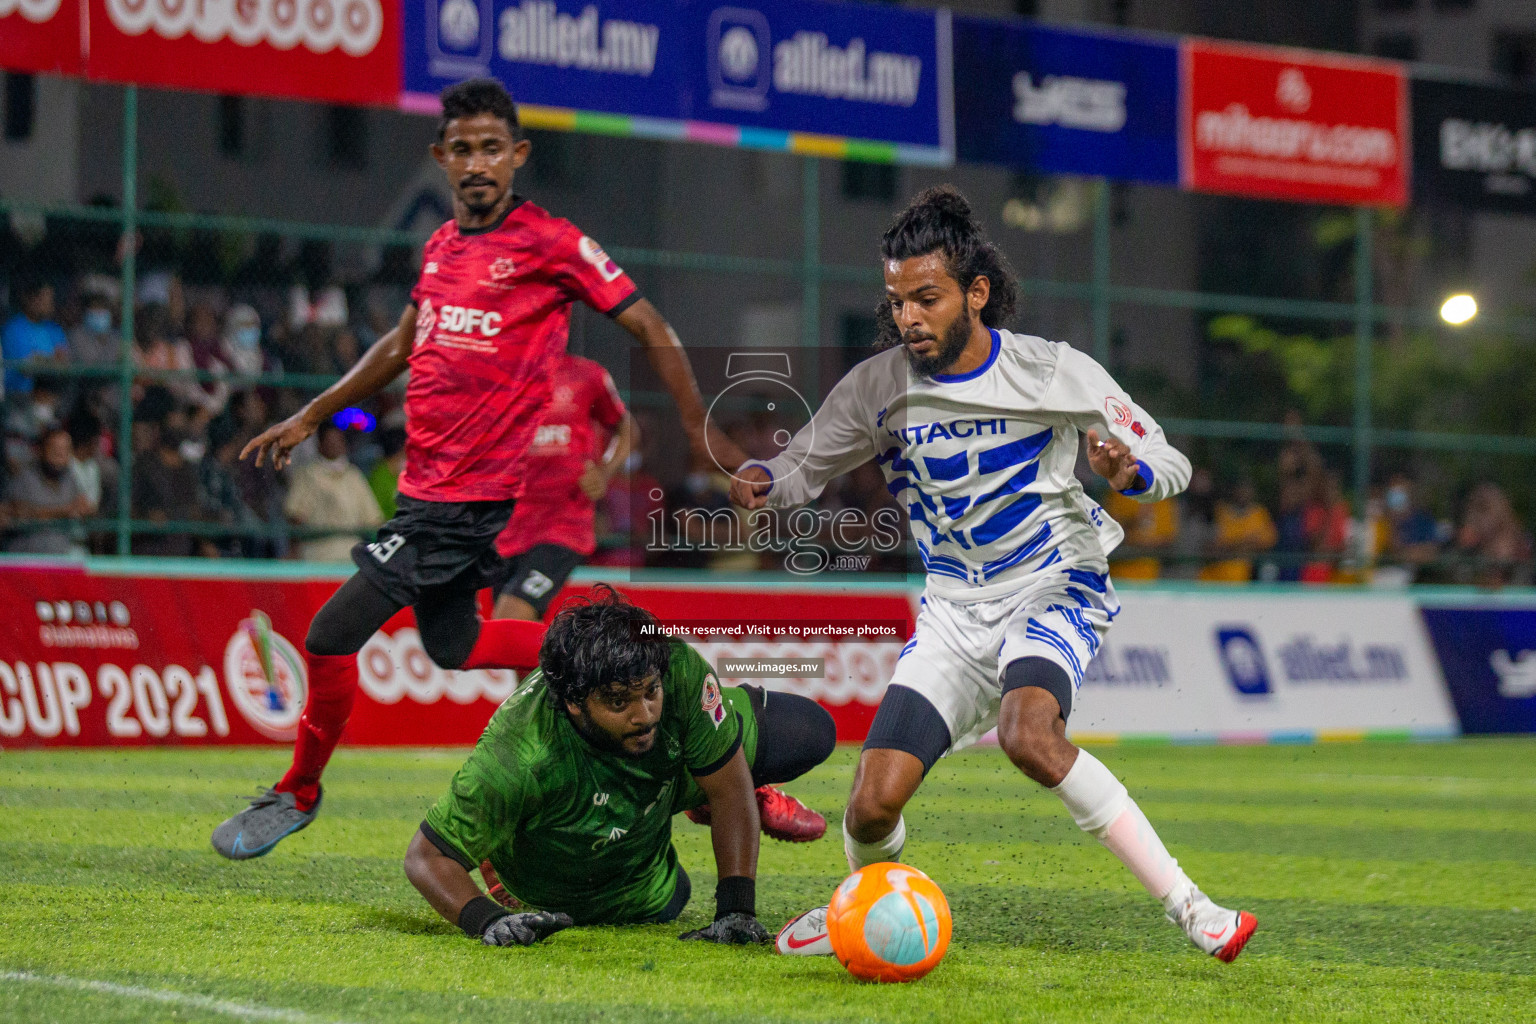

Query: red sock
left=275, top=653, right=358, bottom=811
left=459, top=618, right=546, bottom=671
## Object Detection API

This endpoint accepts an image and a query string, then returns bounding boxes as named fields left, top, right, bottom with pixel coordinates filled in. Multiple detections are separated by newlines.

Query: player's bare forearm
left=694, top=747, right=759, bottom=881
left=404, top=827, right=484, bottom=927
left=615, top=299, right=748, bottom=471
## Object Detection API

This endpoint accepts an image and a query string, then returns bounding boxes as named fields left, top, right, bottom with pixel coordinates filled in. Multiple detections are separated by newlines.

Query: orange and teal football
left=826, top=862, right=951, bottom=982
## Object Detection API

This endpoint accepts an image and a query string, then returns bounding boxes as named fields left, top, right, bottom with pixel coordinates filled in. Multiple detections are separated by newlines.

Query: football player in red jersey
left=212, top=79, right=749, bottom=861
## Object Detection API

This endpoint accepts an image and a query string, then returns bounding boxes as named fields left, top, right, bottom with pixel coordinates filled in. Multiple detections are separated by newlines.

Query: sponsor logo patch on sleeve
left=701, top=672, right=726, bottom=728
left=578, top=236, right=624, bottom=283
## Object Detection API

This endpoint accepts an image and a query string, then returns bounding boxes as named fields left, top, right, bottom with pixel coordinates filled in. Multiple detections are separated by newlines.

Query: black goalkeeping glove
left=460, top=896, right=574, bottom=947
left=482, top=910, right=576, bottom=947
left=678, top=877, right=768, bottom=944
left=678, top=912, right=771, bottom=945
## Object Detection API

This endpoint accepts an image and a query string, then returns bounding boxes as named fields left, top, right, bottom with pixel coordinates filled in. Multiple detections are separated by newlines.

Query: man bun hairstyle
left=875, top=185, right=1018, bottom=349
left=539, top=585, right=672, bottom=709
left=438, top=78, right=522, bottom=141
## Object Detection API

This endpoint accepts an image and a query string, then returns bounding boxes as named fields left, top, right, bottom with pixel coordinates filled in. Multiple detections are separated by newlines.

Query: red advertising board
left=0, top=0, right=84, bottom=75
left=1181, top=39, right=1408, bottom=206
left=84, top=0, right=401, bottom=106
left=0, top=564, right=913, bottom=749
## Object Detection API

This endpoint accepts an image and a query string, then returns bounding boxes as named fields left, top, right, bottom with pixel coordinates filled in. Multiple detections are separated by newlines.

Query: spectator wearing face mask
left=218, top=304, right=270, bottom=378
left=5, top=426, right=95, bottom=555
left=1383, top=474, right=1444, bottom=581
left=2, top=278, right=67, bottom=398
left=69, top=282, right=121, bottom=367
left=5, top=375, right=65, bottom=472
left=283, top=421, right=383, bottom=562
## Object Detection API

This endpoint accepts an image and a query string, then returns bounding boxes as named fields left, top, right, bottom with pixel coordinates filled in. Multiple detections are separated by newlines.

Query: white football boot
left=1168, top=887, right=1257, bottom=963
left=775, top=905, right=833, bottom=956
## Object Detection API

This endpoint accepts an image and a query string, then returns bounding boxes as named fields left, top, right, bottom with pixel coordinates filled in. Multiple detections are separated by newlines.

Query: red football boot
left=685, top=786, right=827, bottom=842
left=757, top=785, right=826, bottom=842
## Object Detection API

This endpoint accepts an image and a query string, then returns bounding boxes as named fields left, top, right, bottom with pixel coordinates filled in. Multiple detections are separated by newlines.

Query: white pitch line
left=0, top=970, right=361, bottom=1024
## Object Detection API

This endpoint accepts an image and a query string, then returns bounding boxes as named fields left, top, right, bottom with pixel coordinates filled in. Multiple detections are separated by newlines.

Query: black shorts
left=351, top=494, right=516, bottom=608
left=492, top=543, right=585, bottom=618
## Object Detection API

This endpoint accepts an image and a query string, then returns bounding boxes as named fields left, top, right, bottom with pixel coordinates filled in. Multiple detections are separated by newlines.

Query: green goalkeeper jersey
left=424, top=640, right=758, bottom=925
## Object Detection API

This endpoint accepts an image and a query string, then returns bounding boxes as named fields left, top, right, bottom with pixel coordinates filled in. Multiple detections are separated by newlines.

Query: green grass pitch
left=2, top=739, right=1534, bottom=1023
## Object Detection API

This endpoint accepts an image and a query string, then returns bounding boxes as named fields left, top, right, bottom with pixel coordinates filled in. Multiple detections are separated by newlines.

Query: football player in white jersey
left=732, top=187, right=1256, bottom=964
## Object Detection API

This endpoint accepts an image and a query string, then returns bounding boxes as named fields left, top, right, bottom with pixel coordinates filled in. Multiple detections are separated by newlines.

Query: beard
left=902, top=307, right=974, bottom=377
left=568, top=706, right=655, bottom=760
left=457, top=177, right=507, bottom=216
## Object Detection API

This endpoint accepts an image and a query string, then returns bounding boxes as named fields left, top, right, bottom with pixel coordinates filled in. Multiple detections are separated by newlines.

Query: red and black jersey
left=402, top=198, right=638, bottom=504
left=495, top=353, right=627, bottom=558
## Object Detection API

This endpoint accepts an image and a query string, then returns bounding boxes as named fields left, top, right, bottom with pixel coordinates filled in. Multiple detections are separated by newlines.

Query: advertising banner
left=1068, top=591, right=1457, bottom=741
left=1419, top=606, right=1536, bottom=734
left=0, top=564, right=914, bottom=747
left=682, top=0, right=950, bottom=157
left=2, top=562, right=1473, bottom=747
left=953, top=18, right=1177, bottom=184
left=84, top=0, right=402, bottom=106
left=1412, top=78, right=1536, bottom=216
left=401, top=0, right=953, bottom=164
left=0, top=0, right=84, bottom=75
left=1181, top=39, right=1408, bottom=206
left=402, top=0, right=684, bottom=123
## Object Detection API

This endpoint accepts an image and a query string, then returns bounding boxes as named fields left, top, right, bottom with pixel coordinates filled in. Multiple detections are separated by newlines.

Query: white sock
left=842, top=812, right=905, bottom=872
left=1050, top=749, right=1194, bottom=914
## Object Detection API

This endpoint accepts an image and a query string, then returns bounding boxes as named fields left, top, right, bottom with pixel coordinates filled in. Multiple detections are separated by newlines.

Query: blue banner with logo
left=682, top=0, right=950, bottom=153
left=952, top=17, right=1177, bottom=183
left=403, top=0, right=687, bottom=122
left=1419, top=607, right=1536, bottom=734
left=402, top=0, right=953, bottom=162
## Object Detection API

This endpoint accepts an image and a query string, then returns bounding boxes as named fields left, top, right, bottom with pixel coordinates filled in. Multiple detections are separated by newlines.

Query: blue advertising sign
left=402, top=0, right=953, bottom=163
left=402, top=0, right=687, bottom=123
left=1419, top=607, right=1536, bottom=734
left=952, top=17, right=1178, bottom=183
left=683, top=0, right=951, bottom=156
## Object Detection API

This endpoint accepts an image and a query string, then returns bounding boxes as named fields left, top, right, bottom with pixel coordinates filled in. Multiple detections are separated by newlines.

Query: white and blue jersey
left=745, top=328, right=1191, bottom=749
left=746, top=328, right=1192, bottom=602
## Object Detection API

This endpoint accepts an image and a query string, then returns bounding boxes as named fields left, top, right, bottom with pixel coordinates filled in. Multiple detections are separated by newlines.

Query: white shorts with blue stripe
left=887, top=564, right=1120, bottom=754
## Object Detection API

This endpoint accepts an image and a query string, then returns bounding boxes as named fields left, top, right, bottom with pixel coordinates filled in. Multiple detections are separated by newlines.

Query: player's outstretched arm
left=614, top=299, right=749, bottom=474
left=679, top=748, right=770, bottom=945
left=240, top=304, right=417, bottom=469
left=404, top=827, right=573, bottom=946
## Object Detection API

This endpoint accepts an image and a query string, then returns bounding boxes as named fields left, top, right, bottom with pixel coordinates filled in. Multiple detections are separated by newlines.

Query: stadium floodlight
left=1440, top=293, right=1477, bottom=326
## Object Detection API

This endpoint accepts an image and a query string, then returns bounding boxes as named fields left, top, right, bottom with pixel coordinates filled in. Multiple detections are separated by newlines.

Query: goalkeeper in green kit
left=405, top=586, right=837, bottom=946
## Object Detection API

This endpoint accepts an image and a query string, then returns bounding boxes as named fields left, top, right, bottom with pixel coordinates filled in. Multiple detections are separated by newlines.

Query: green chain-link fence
left=3, top=86, right=1535, bottom=583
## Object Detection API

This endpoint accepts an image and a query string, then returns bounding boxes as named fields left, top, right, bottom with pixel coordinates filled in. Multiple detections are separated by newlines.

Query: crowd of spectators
left=1, top=264, right=1533, bottom=586
left=0, top=265, right=395, bottom=561
left=1098, top=419, right=1534, bottom=588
